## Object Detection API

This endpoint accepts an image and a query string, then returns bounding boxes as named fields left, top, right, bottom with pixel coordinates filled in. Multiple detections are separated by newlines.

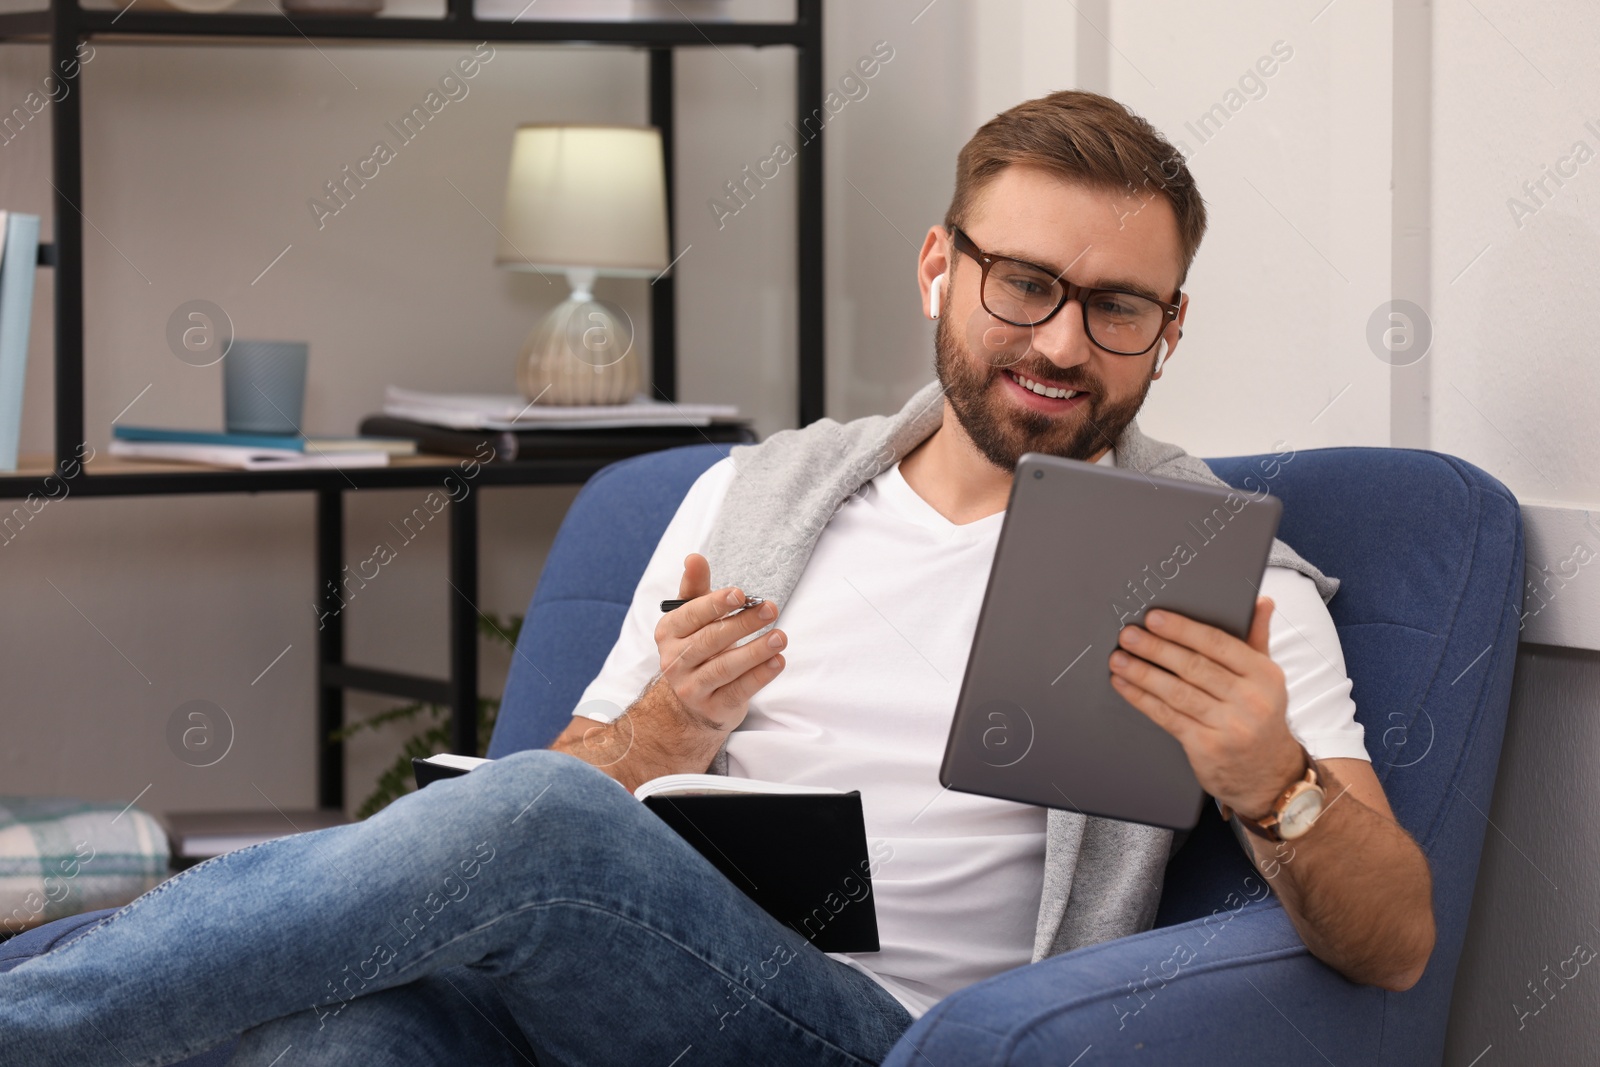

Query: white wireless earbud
left=929, top=272, right=947, bottom=319
left=1152, top=338, right=1169, bottom=376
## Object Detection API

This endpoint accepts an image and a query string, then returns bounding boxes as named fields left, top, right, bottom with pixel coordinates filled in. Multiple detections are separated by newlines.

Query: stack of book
left=109, top=425, right=415, bottom=471
left=361, top=386, right=755, bottom=461
left=0, top=210, right=41, bottom=472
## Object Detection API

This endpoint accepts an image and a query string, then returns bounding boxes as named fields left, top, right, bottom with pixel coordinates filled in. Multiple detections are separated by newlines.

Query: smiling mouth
left=1004, top=369, right=1085, bottom=400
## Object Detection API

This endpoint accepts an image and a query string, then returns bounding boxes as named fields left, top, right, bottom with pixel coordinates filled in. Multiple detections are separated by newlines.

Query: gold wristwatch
left=1219, top=746, right=1326, bottom=842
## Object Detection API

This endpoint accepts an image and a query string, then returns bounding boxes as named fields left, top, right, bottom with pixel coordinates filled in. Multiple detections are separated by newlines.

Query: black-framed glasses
left=949, top=226, right=1181, bottom=356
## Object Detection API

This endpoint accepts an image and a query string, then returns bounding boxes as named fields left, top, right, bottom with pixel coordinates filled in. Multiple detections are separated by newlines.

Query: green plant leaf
left=477, top=611, right=524, bottom=650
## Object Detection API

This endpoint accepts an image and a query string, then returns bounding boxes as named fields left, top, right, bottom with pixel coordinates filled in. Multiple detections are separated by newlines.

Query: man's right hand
left=652, top=552, right=786, bottom=736
left=548, top=552, right=787, bottom=789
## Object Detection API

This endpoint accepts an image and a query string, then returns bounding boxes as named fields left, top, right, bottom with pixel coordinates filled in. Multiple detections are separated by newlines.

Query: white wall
left=3, top=2, right=1599, bottom=1056
left=1106, top=2, right=1394, bottom=456
left=1432, top=0, right=1600, bottom=507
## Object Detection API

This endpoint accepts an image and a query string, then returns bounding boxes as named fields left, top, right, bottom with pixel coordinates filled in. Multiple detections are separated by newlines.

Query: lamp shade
left=496, top=124, right=670, bottom=277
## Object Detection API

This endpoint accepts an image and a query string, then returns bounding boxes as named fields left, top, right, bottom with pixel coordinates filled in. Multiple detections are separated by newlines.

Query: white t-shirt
left=572, top=451, right=1368, bottom=1019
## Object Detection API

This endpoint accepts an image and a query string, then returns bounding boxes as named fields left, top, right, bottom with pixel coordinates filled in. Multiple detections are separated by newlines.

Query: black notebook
left=412, top=755, right=880, bottom=953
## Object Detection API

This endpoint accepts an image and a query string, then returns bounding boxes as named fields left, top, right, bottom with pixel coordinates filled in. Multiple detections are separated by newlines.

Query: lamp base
left=518, top=291, right=640, bottom=406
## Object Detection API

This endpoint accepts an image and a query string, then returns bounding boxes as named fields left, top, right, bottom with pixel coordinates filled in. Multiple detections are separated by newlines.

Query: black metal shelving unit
left=0, top=0, right=824, bottom=809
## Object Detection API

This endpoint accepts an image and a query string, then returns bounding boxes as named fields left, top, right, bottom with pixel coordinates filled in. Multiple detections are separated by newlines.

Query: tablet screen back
left=938, top=452, right=1282, bottom=830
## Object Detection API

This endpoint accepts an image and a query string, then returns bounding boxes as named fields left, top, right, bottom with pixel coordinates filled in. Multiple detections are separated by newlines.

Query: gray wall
left=0, top=2, right=969, bottom=817
left=1446, top=645, right=1600, bottom=1064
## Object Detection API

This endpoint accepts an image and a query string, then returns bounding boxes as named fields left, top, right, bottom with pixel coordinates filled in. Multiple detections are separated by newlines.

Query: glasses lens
left=1084, top=291, right=1165, bottom=354
left=982, top=259, right=1063, bottom=326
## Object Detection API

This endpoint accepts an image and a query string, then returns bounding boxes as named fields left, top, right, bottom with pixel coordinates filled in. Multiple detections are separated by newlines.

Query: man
left=0, top=90, right=1432, bottom=1066
left=552, top=89, right=1434, bottom=1023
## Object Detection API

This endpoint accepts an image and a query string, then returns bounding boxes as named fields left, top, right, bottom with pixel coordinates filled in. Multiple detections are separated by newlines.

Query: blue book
left=112, top=424, right=416, bottom=455
left=0, top=211, right=41, bottom=471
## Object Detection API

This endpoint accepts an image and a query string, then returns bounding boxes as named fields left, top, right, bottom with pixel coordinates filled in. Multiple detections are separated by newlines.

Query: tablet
left=938, top=451, right=1283, bottom=831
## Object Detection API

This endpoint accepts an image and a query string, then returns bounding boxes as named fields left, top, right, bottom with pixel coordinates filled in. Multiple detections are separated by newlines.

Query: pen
left=660, top=596, right=765, bottom=613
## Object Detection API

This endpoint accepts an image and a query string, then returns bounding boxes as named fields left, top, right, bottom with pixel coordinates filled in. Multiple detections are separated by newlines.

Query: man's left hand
left=1107, top=596, right=1304, bottom=820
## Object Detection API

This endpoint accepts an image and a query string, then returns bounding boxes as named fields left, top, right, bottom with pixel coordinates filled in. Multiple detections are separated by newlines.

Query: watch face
left=1277, top=787, right=1324, bottom=840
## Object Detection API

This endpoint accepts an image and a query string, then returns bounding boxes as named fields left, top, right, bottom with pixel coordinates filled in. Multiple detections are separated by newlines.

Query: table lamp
left=496, top=124, right=670, bottom=405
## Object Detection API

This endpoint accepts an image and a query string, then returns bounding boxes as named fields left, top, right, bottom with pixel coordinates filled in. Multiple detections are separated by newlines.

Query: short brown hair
left=944, top=90, right=1207, bottom=287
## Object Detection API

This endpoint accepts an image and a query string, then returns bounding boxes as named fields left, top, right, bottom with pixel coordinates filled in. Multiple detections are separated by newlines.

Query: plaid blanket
left=0, top=796, right=169, bottom=938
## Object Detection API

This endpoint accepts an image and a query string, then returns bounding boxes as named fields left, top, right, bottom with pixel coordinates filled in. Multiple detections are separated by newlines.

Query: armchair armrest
left=882, top=901, right=1385, bottom=1067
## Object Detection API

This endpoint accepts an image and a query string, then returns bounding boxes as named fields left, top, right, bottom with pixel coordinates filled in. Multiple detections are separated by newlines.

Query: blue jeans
left=0, top=750, right=913, bottom=1066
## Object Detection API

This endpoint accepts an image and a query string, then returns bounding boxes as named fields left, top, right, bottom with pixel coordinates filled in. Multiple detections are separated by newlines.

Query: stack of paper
left=384, top=386, right=740, bottom=431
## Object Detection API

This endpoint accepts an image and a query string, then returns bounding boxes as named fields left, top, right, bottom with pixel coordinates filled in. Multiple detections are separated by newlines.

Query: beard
left=932, top=309, right=1152, bottom=472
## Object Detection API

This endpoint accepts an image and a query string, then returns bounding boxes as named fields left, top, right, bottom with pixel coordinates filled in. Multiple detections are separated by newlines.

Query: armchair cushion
left=883, top=898, right=1386, bottom=1065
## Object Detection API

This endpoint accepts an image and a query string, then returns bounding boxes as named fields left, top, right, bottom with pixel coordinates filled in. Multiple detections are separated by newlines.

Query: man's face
left=931, top=164, right=1186, bottom=471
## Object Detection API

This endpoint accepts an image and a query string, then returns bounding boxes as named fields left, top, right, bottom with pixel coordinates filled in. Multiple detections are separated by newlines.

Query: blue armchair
left=2, top=443, right=1524, bottom=1066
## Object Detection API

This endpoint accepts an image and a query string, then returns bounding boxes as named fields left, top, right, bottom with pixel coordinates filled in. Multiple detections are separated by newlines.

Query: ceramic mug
left=223, top=340, right=308, bottom=436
